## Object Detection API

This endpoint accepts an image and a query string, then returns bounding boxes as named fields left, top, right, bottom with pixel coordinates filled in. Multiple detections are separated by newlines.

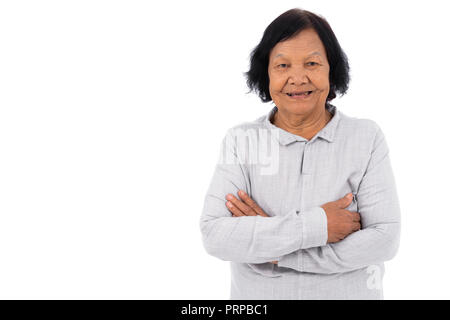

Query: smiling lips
left=286, top=90, right=313, bottom=98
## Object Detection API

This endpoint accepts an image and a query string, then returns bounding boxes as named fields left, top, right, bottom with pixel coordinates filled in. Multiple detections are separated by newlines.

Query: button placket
left=300, top=142, right=312, bottom=175
left=300, top=142, right=314, bottom=212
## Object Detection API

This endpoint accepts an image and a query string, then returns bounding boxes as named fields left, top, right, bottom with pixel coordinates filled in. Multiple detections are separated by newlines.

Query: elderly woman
left=199, top=8, right=401, bottom=300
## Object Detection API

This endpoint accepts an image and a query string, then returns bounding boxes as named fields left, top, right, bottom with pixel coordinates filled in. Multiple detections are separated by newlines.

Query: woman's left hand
left=225, top=189, right=269, bottom=217
left=225, top=189, right=278, bottom=264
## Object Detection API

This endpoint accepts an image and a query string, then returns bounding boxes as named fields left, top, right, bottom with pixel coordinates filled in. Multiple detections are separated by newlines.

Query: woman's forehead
left=271, top=30, right=325, bottom=57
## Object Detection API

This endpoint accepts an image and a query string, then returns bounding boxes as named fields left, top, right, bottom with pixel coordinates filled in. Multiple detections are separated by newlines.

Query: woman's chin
left=281, top=99, right=316, bottom=111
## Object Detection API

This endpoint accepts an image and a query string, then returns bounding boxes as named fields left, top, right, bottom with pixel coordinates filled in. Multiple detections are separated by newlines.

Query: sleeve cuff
left=301, top=206, right=328, bottom=249
left=277, top=249, right=302, bottom=270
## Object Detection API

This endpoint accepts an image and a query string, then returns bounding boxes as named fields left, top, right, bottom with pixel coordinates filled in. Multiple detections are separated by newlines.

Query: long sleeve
left=277, top=123, right=401, bottom=274
left=199, top=128, right=328, bottom=264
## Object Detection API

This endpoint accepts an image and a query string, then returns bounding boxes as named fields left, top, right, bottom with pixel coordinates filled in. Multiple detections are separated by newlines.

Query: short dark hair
left=244, top=8, right=350, bottom=105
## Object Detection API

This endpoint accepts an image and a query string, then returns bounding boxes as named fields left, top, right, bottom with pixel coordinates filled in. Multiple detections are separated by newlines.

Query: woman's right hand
left=321, top=193, right=361, bottom=243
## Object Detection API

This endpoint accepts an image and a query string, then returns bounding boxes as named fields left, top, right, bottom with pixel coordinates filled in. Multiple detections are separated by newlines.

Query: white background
left=0, top=0, right=449, bottom=299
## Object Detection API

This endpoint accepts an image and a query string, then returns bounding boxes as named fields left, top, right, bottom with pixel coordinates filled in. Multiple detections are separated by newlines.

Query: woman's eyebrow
left=308, top=51, right=322, bottom=57
left=274, top=51, right=322, bottom=59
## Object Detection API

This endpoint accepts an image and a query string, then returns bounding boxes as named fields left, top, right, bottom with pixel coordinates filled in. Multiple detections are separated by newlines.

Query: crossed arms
left=199, top=125, right=401, bottom=274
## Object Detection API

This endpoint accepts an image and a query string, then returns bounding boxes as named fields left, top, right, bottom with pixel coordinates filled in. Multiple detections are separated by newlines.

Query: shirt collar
left=263, top=103, right=341, bottom=146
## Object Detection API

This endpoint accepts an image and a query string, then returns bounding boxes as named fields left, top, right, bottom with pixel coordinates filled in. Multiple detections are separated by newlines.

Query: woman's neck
left=272, top=106, right=332, bottom=141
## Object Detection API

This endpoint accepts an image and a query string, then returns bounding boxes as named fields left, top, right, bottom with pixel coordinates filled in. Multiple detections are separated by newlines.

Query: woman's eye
left=277, top=64, right=287, bottom=68
left=307, top=62, right=318, bottom=66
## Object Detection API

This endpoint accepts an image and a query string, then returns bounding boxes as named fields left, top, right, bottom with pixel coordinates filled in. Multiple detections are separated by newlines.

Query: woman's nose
left=287, top=66, right=309, bottom=84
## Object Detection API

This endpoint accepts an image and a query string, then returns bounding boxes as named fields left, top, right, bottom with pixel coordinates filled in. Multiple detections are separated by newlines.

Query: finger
left=226, top=200, right=245, bottom=217
left=343, top=210, right=360, bottom=222
left=352, top=212, right=361, bottom=222
left=345, top=210, right=360, bottom=221
left=237, top=190, right=269, bottom=217
left=338, top=193, right=353, bottom=209
left=226, top=193, right=257, bottom=216
left=353, top=222, right=361, bottom=231
left=338, top=233, right=346, bottom=241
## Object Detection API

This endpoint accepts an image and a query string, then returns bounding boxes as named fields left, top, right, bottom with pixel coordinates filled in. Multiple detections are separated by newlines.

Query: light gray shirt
left=199, top=104, right=401, bottom=299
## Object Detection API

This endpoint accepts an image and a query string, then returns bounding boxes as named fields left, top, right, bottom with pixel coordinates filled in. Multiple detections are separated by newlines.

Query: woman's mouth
left=286, top=91, right=314, bottom=99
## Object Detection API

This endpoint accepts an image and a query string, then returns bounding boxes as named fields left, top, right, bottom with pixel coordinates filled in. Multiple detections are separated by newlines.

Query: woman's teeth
left=287, top=91, right=312, bottom=97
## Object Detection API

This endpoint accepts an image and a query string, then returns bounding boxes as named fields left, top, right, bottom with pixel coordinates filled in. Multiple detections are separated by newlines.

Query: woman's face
left=268, top=28, right=330, bottom=116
